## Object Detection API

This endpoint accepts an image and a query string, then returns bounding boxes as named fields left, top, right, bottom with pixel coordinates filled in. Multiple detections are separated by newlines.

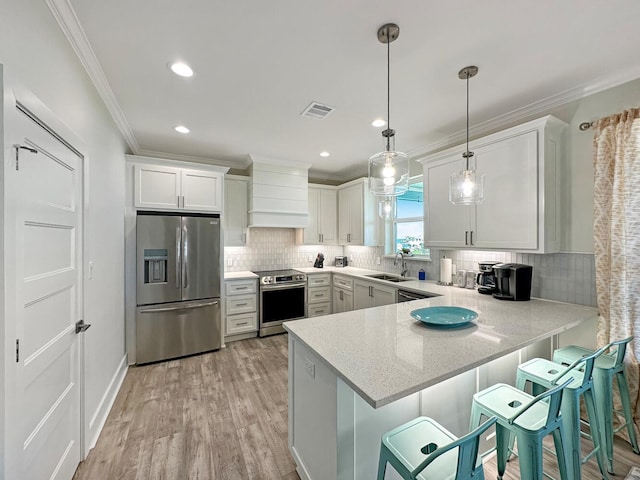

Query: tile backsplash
left=224, top=228, right=596, bottom=307
left=224, top=228, right=343, bottom=271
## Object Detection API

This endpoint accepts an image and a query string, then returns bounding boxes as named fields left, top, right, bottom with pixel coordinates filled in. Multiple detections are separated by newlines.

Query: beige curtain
left=593, top=107, right=640, bottom=436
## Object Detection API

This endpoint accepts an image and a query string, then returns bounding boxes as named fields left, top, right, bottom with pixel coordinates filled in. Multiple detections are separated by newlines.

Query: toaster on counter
left=335, top=256, right=348, bottom=267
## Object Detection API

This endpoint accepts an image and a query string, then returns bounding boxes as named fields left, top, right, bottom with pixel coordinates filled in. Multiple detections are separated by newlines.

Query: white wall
left=556, top=78, right=640, bottom=253
left=0, top=0, right=127, bottom=468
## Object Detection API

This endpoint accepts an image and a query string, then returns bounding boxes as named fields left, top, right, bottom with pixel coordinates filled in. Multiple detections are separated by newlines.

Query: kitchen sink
left=365, top=274, right=411, bottom=283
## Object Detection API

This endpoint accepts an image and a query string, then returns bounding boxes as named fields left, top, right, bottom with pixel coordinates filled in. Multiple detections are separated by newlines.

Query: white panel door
left=10, top=107, right=83, bottom=480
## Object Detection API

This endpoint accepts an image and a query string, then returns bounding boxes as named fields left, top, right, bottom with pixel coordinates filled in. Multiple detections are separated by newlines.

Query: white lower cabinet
left=225, top=278, right=258, bottom=340
left=332, top=274, right=354, bottom=313
left=307, top=273, right=332, bottom=318
left=353, top=279, right=396, bottom=310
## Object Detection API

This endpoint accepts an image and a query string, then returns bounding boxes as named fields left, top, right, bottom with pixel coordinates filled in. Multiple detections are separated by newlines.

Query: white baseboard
left=85, top=353, right=128, bottom=453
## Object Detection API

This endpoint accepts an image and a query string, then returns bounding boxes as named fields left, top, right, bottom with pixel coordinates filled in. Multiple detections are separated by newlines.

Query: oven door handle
left=261, top=282, right=306, bottom=291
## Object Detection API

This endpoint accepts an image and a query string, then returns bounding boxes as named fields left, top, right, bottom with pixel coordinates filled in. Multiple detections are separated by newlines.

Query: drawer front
left=225, top=279, right=257, bottom=296
left=307, top=274, right=331, bottom=288
left=308, top=286, right=331, bottom=304
left=307, top=302, right=331, bottom=318
left=226, top=294, right=257, bottom=315
left=333, top=275, right=353, bottom=291
left=226, top=312, right=257, bottom=335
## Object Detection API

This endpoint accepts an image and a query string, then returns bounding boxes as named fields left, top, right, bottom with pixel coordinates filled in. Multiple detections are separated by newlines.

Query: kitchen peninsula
left=284, top=282, right=598, bottom=480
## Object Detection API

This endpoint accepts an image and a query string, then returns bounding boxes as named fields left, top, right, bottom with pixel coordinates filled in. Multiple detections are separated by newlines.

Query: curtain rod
left=579, top=121, right=594, bottom=131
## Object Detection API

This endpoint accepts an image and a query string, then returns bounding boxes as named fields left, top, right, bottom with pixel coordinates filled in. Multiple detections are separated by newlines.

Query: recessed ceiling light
left=175, top=125, right=190, bottom=134
left=320, top=151, right=330, bottom=157
left=372, top=118, right=387, bottom=127
left=169, top=62, right=193, bottom=77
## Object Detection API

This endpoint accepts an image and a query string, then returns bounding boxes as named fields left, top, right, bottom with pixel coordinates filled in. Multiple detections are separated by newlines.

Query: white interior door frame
left=2, top=76, right=89, bottom=479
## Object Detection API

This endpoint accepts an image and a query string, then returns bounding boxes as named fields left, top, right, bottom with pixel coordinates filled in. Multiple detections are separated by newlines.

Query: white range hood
left=248, top=155, right=311, bottom=228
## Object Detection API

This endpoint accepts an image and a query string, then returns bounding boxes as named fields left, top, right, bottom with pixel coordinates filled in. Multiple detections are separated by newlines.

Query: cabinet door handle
left=470, top=231, right=474, bottom=245
left=465, top=231, right=469, bottom=246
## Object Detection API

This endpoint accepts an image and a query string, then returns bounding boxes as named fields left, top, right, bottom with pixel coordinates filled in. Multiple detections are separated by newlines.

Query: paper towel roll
left=440, top=258, right=452, bottom=284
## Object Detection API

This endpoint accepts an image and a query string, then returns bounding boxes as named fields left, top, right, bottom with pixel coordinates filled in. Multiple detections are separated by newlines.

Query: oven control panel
left=260, top=273, right=306, bottom=285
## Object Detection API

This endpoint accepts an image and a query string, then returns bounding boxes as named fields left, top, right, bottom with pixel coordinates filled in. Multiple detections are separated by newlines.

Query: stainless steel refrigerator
left=135, top=212, right=221, bottom=364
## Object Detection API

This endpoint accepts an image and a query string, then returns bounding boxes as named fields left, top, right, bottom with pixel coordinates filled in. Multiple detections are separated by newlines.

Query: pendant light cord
left=386, top=26, right=391, bottom=152
left=465, top=72, right=470, bottom=170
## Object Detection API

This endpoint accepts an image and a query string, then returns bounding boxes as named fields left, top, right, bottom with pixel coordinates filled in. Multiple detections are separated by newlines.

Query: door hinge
left=16, top=339, right=19, bottom=363
left=13, top=144, right=38, bottom=171
left=75, top=319, right=92, bottom=334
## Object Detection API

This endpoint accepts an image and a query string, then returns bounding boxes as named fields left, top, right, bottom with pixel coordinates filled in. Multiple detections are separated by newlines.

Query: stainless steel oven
left=255, top=269, right=306, bottom=336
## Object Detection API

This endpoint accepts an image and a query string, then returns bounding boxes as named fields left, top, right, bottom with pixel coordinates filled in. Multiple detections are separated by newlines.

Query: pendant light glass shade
left=449, top=168, right=484, bottom=205
left=369, top=150, right=409, bottom=196
left=369, top=23, right=408, bottom=197
left=449, top=66, right=484, bottom=206
left=378, top=196, right=397, bottom=219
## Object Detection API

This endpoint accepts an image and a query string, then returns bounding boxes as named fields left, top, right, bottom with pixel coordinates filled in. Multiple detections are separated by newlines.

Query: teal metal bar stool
left=515, top=347, right=609, bottom=480
left=377, top=415, right=497, bottom=480
left=553, top=337, right=640, bottom=474
left=470, top=377, right=574, bottom=480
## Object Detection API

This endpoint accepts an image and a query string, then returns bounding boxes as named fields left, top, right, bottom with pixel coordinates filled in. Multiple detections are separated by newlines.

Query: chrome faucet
left=394, top=251, right=409, bottom=277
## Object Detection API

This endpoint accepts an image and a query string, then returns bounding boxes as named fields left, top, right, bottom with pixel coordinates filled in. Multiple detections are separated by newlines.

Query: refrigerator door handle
left=175, top=226, right=181, bottom=289
left=182, top=223, right=189, bottom=288
left=139, top=300, right=219, bottom=314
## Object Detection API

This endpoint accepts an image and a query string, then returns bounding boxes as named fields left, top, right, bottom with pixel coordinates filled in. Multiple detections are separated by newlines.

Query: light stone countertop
left=284, top=284, right=598, bottom=408
left=224, top=271, right=258, bottom=280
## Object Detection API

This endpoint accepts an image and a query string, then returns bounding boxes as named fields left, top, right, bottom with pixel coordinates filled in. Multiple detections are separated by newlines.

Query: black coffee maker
left=476, top=261, right=501, bottom=294
left=492, top=263, right=533, bottom=301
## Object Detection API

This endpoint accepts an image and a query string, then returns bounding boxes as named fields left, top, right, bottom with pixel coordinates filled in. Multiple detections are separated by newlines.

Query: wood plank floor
left=73, top=334, right=299, bottom=480
left=74, top=334, right=640, bottom=479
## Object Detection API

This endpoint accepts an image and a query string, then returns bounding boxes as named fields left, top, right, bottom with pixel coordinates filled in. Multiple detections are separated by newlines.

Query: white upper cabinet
left=224, top=175, right=249, bottom=246
left=181, top=168, right=223, bottom=212
left=297, top=184, right=337, bottom=245
left=134, top=161, right=224, bottom=213
left=337, top=178, right=381, bottom=246
left=419, top=116, right=566, bottom=253
left=134, top=164, right=181, bottom=210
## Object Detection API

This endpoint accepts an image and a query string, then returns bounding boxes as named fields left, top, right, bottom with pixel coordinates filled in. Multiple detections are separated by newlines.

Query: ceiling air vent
left=301, top=101, right=335, bottom=120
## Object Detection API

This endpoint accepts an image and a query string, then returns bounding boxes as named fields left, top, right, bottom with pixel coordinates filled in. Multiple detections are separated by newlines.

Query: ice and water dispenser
left=143, top=249, right=168, bottom=284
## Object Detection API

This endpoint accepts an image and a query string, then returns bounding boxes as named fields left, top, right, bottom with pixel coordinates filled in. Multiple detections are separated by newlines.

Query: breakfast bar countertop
left=284, top=284, right=598, bottom=408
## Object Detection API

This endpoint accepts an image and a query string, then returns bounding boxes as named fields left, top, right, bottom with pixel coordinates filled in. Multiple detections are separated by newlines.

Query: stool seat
left=377, top=416, right=497, bottom=480
left=470, top=378, right=573, bottom=480
left=517, top=355, right=609, bottom=480
left=553, top=337, right=640, bottom=474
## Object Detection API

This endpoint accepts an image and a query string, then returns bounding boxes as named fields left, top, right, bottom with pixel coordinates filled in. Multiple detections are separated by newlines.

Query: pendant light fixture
left=449, top=66, right=484, bottom=205
left=378, top=196, right=396, bottom=219
left=369, top=23, right=409, bottom=197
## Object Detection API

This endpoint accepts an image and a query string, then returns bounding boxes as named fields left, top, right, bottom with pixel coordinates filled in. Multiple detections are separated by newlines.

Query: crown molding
left=45, top=0, right=139, bottom=153
left=136, top=149, right=250, bottom=170
left=408, top=66, right=640, bottom=160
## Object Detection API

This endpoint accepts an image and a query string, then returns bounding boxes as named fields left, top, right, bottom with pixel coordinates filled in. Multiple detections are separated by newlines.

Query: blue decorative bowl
left=410, top=306, right=478, bottom=328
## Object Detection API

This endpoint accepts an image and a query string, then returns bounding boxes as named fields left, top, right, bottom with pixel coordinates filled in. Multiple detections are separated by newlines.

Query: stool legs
left=616, top=370, right=640, bottom=454
left=592, top=368, right=640, bottom=474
